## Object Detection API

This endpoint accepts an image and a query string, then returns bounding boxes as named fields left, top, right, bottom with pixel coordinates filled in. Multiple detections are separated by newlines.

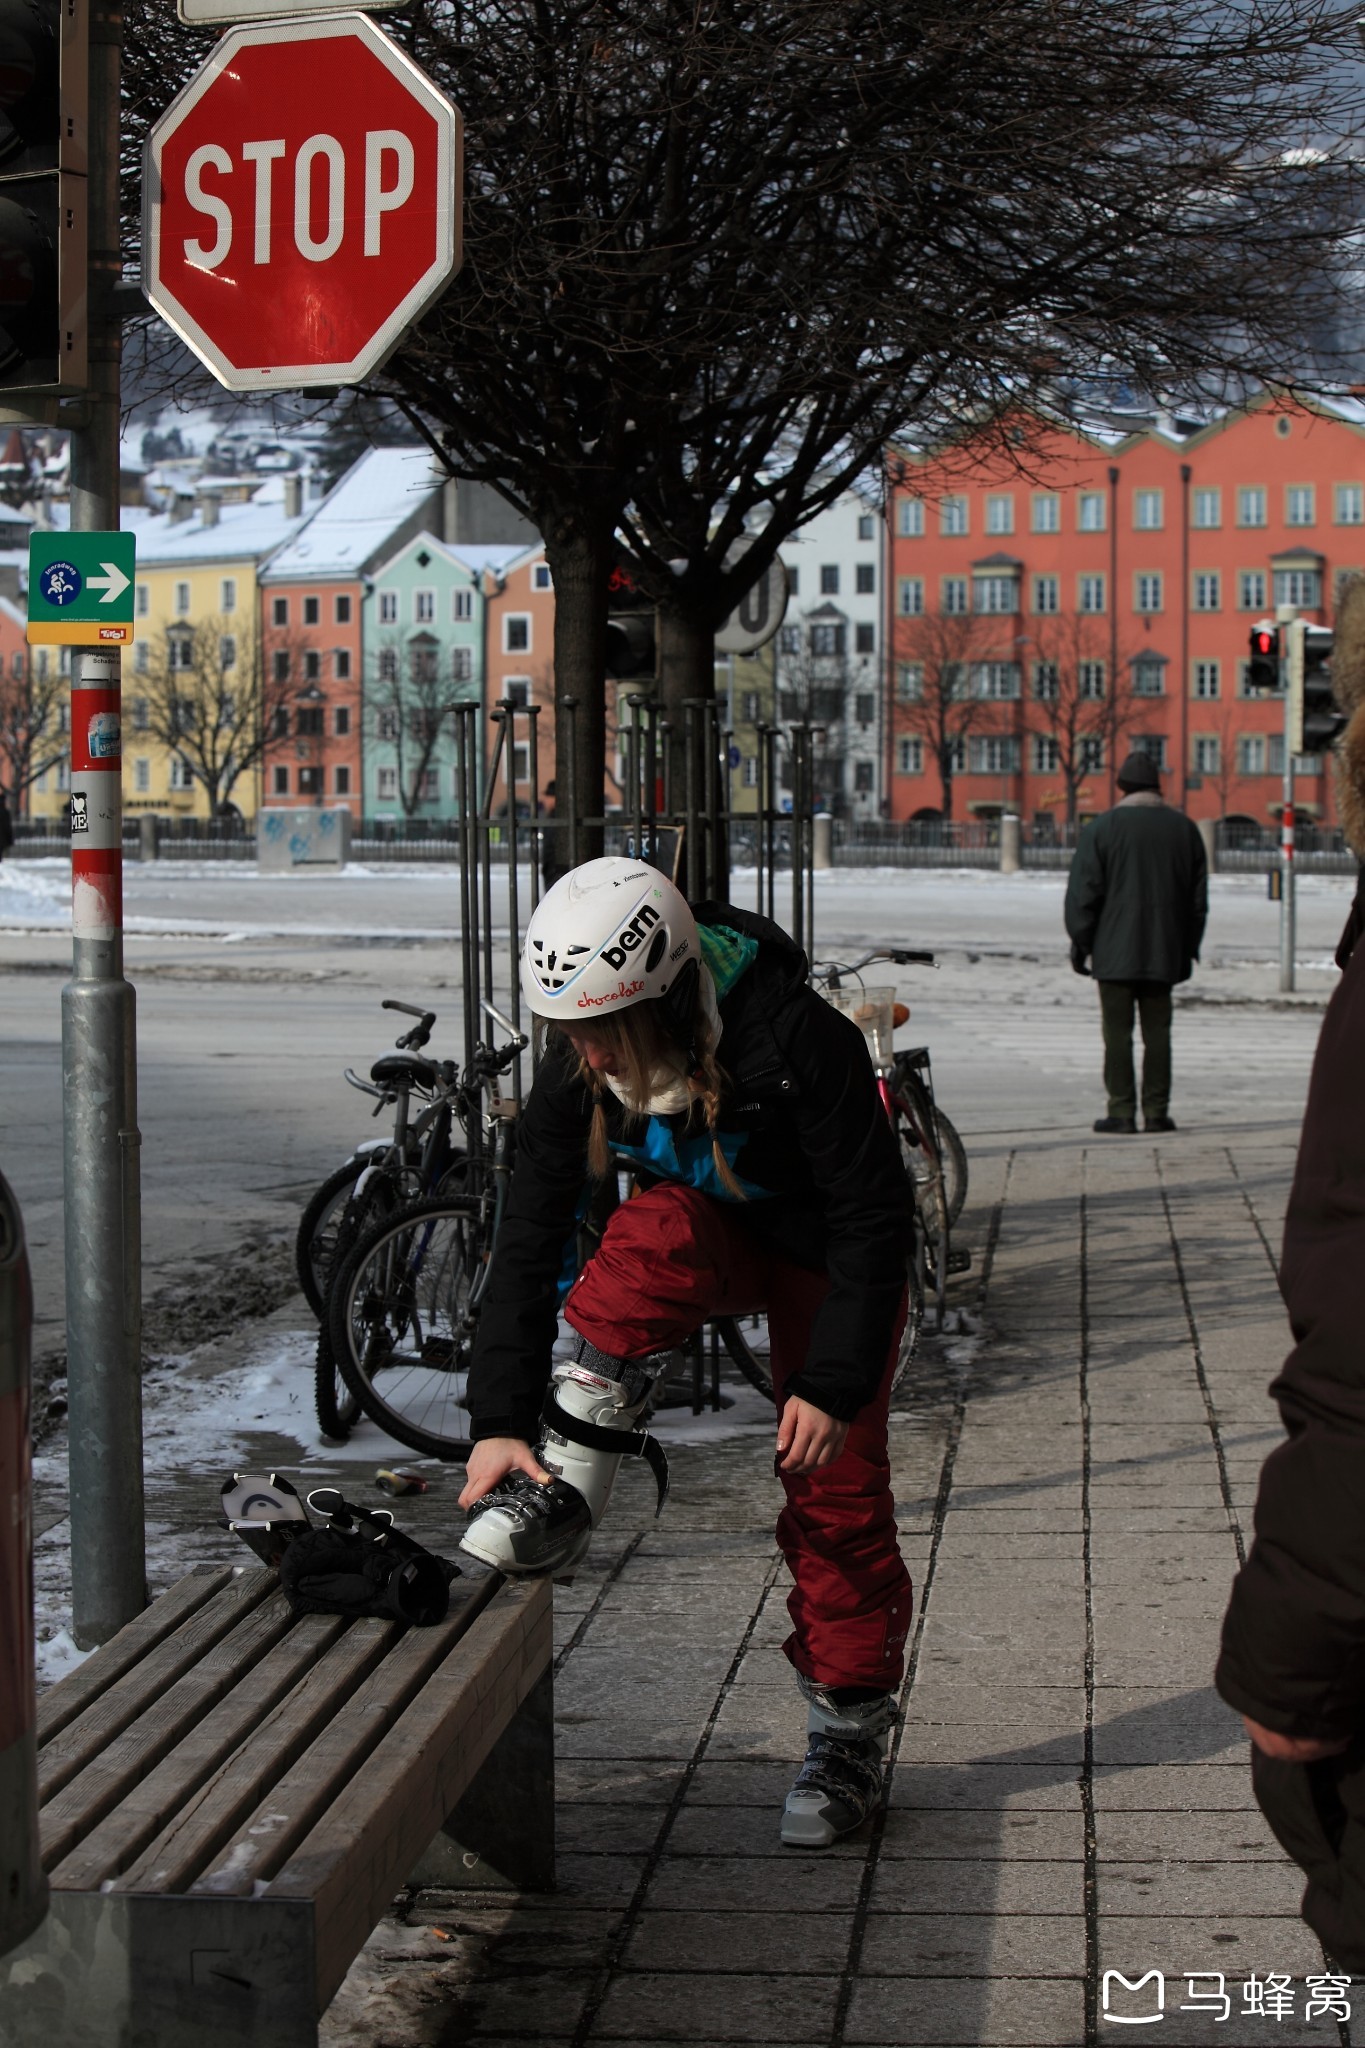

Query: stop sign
left=144, top=15, right=461, bottom=390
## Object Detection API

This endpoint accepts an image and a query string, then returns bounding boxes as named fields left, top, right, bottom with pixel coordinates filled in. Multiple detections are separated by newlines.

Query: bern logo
left=601, top=901, right=661, bottom=971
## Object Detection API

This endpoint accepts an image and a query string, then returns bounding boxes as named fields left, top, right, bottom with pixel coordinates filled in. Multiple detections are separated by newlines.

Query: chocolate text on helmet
left=577, top=978, right=646, bottom=1009
left=601, top=901, right=661, bottom=971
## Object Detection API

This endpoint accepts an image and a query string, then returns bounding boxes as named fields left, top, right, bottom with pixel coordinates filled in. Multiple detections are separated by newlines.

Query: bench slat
left=39, top=1568, right=278, bottom=1803
left=42, top=1589, right=301, bottom=1875
left=49, top=1608, right=351, bottom=1892
left=36, top=1566, right=234, bottom=1744
left=189, top=1570, right=500, bottom=1899
left=271, top=1580, right=550, bottom=2013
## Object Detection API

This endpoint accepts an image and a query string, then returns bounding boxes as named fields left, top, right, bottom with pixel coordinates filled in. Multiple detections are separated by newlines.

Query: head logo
left=601, top=901, right=661, bottom=970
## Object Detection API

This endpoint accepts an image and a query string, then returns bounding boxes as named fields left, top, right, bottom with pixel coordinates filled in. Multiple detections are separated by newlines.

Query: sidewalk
left=299, top=1122, right=1338, bottom=2048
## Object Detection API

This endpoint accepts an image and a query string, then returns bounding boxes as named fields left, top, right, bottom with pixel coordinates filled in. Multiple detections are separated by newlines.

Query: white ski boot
left=460, top=1339, right=671, bottom=1578
left=781, top=1674, right=895, bottom=1847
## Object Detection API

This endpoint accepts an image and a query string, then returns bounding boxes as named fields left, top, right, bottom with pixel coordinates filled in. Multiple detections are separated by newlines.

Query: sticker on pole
left=27, top=532, right=137, bottom=645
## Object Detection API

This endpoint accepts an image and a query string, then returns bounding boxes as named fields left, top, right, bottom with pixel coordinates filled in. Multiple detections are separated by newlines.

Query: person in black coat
left=0, top=787, right=12, bottom=862
left=1063, top=751, right=1208, bottom=1134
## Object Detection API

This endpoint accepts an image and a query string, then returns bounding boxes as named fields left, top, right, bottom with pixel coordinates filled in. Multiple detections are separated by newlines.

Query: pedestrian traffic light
left=0, top=0, right=86, bottom=392
left=1286, top=620, right=1345, bottom=755
left=605, top=559, right=656, bottom=682
left=1246, top=622, right=1280, bottom=693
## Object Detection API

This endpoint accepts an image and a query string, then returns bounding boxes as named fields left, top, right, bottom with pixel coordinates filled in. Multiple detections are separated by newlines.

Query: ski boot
left=781, top=1674, right=895, bottom=1848
left=460, top=1338, right=671, bottom=1578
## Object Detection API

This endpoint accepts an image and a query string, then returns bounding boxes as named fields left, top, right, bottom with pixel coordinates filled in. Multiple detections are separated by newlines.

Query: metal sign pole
left=1280, top=640, right=1296, bottom=995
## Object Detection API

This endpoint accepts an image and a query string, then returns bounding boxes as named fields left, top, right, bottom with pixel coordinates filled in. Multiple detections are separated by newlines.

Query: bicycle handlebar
left=381, top=999, right=437, bottom=1050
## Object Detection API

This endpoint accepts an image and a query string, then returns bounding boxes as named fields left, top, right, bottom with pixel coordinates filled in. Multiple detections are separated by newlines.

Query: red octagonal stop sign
left=144, top=13, right=461, bottom=390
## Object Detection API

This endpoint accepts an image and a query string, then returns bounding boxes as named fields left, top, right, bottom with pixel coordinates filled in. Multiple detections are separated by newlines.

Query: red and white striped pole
left=69, top=647, right=123, bottom=941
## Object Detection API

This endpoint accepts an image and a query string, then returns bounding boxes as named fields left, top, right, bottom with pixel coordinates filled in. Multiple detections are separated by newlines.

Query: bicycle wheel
left=295, top=1158, right=364, bottom=1317
left=716, top=1256, right=925, bottom=1405
left=893, top=1071, right=949, bottom=1326
left=329, top=1195, right=485, bottom=1459
left=934, top=1107, right=968, bottom=1228
left=314, top=1319, right=362, bottom=1440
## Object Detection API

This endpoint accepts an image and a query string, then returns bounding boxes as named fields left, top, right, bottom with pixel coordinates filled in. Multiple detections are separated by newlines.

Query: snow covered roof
left=130, top=494, right=309, bottom=568
left=367, top=527, right=528, bottom=584
left=262, top=448, right=441, bottom=580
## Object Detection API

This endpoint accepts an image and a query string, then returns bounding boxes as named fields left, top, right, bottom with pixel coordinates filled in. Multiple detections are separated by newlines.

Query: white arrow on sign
left=88, top=562, right=132, bottom=605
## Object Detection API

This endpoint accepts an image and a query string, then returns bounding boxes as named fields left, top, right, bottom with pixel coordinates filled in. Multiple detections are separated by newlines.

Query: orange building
left=484, top=545, right=557, bottom=813
left=886, top=394, right=1365, bottom=834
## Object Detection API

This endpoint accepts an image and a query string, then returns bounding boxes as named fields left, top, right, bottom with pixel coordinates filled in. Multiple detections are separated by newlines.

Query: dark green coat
left=1064, top=796, right=1208, bottom=985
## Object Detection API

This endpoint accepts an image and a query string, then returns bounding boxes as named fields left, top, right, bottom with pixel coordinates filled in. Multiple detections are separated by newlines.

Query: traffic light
left=1286, top=619, right=1345, bottom=755
left=605, top=558, right=656, bottom=681
left=1246, top=622, right=1280, bottom=693
left=0, top=0, right=85, bottom=392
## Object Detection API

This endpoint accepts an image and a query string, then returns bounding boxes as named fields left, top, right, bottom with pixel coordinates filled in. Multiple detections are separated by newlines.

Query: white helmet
left=521, top=857, right=699, bottom=1023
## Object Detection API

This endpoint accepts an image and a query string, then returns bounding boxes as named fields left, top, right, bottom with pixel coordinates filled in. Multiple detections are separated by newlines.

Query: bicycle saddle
left=369, top=1052, right=440, bottom=1090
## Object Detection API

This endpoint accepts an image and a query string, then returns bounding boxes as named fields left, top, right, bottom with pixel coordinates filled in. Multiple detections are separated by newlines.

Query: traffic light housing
left=1247, top=622, right=1280, bottom=693
left=0, top=0, right=86, bottom=393
left=605, top=558, right=656, bottom=682
left=1286, top=620, right=1345, bottom=755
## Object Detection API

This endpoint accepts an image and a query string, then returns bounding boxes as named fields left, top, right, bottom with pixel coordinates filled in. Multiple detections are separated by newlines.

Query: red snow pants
left=563, top=1183, right=913, bottom=1692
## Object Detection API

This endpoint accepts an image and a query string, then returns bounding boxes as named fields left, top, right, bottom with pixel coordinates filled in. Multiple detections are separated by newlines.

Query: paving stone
left=556, top=1760, right=685, bottom=1806
left=1091, top=1765, right=1261, bottom=1811
left=555, top=1807, right=668, bottom=1857
left=1099, top=1860, right=1308, bottom=1918
left=619, top=1908, right=855, bottom=1974
left=889, top=1764, right=1082, bottom=1811
left=646, top=1852, right=865, bottom=1912
left=843, top=1973, right=1084, bottom=2044
left=879, top=1809, right=1084, bottom=1862
left=594, top=1970, right=841, bottom=2040
left=871, top=1859, right=1081, bottom=1917
left=898, top=1723, right=1085, bottom=1767
left=1095, top=1913, right=1324, bottom=1979
left=858, top=1912, right=1085, bottom=1976
left=1093, top=1810, right=1284, bottom=1863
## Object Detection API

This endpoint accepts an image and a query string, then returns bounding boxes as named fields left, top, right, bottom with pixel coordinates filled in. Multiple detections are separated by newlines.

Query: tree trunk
left=939, top=752, right=955, bottom=822
left=657, top=608, right=727, bottom=899
left=543, top=520, right=615, bottom=866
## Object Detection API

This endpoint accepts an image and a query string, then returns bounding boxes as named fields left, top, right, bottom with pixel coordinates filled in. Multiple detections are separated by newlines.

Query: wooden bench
left=0, top=1559, right=552, bottom=2048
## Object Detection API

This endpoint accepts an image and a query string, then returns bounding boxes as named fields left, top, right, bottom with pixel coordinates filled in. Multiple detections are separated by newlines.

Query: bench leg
left=409, top=1666, right=555, bottom=1892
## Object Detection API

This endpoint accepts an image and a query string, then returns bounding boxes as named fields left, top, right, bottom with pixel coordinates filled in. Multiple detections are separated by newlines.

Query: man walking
left=1064, top=751, right=1207, bottom=1134
left=0, top=785, right=12, bottom=863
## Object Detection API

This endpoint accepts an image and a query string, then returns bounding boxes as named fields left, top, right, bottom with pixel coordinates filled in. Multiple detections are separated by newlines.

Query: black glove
left=1070, top=942, right=1090, bottom=977
left=279, top=1525, right=457, bottom=1626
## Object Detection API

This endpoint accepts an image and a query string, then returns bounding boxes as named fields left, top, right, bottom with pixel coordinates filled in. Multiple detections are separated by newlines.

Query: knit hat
left=1117, top=751, right=1161, bottom=793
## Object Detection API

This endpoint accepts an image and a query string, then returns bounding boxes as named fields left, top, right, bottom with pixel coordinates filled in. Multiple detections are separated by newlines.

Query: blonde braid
left=689, top=1037, right=746, bottom=1201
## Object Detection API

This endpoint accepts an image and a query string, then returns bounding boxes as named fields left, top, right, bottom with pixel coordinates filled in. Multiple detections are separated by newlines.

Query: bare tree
left=139, top=613, right=291, bottom=812
left=367, top=637, right=472, bottom=818
left=772, top=623, right=856, bottom=817
left=889, top=611, right=1002, bottom=822
left=1023, top=616, right=1137, bottom=831
left=0, top=656, right=66, bottom=809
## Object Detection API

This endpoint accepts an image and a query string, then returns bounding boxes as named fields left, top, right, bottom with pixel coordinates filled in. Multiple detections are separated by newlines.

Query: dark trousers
left=1097, top=979, right=1173, bottom=1121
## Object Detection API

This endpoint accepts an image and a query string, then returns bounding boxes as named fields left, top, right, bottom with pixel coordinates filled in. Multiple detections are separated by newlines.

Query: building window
left=1193, top=661, right=1221, bottom=700
left=503, top=677, right=531, bottom=706
left=1135, top=572, right=1163, bottom=613
left=219, top=635, right=236, bottom=670
left=1238, top=485, right=1267, bottom=528
left=273, top=765, right=289, bottom=795
left=853, top=692, right=875, bottom=726
left=898, top=498, right=925, bottom=538
left=1286, top=485, right=1315, bottom=527
left=168, top=632, right=194, bottom=671
left=135, top=583, right=149, bottom=616
left=820, top=565, right=840, bottom=595
left=1033, top=662, right=1060, bottom=700
left=303, top=595, right=320, bottom=626
left=787, top=568, right=799, bottom=596
left=1134, top=490, right=1163, bottom=530
left=335, top=593, right=351, bottom=624
left=378, top=648, right=398, bottom=684
left=971, top=662, right=1020, bottom=700
left=1268, top=734, right=1286, bottom=775
left=896, top=664, right=923, bottom=702
left=942, top=577, right=968, bottom=615
left=855, top=564, right=875, bottom=595
left=271, top=706, right=289, bottom=739
left=1238, top=570, right=1267, bottom=610
left=741, top=690, right=761, bottom=721
left=452, top=647, right=474, bottom=682
left=1032, top=575, right=1059, bottom=615
left=377, top=765, right=398, bottom=799
left=896, top=736, right=923, bottom=774
left=303, top=649, right=321, bottom=681
left=335, top=706, right=350, bottom=736
left=296, top=705, right=324, bottom=737
left=1336, top=484, right=1364, bottom=525
left=1132, top=658, right=1166, bottom=697
left=174, top=581, right=191, bottom=616
left=131, top=696, right=149, bottom=730
left=1239, top=734, right=1266, bottom=774
left=857, top=513, right=875, bottom=541
left=1078, top=492, right=1106, bottom=532
left=1193, top=736, right=1220, bottom=775
left=855, top=623, right=875, bottom=655
left=421, top=768, right=439, bottom=802
left=298, top=765, right=322, bottom=796
left=335, top=765, right=351, bottom=795
left=778, top=624, right=801, bottom=654
left=272, top=595, right=289, bottom=626
left=985, top=494, right=1014, bottom=535
left=810, top=622, right=845, bottom=657
left=940, top=497, right=969, bottom=536
left=1080, top=736, right=1105, bottom=772
left=133, top=642, right=150, bottom=675
left=968, top=735, right=1021, bottom=774
left=376, top=709, right=399, bottom=740
left=854, top=760, right=875, bottom=793
left=1031, top=494, right=1060, bottom=534
left=414, top=589, right=435, bottom=624
left=533, top=562, right=553, bottom=589
left=1032, top=734, right=1060, bottom=773
left=273, top=650, right=290, bottom=683
left=1079, top=574, right=1106, bottom=613
left=973, top=574, right=1019, bottom=614
left=1192, top=489, right=1221, bottom=529
left=453, top=589, right=473, bottom=621
left=134, top=757, right=150, bottom=792
left=1132, top=735, right=1168, bottom=771
left=740, top=756, right=759, bottom=788
left=1274, top=568, right=1321, bottom=608
left=897, top=577, right=924, bottom=616
left=378, top=591, right=397, bottom=624
left=1192, top=572, right=1221, bottom=612
left=504, top=614, right=531, bottom=652
left=334, top=649, right=351, bottom=681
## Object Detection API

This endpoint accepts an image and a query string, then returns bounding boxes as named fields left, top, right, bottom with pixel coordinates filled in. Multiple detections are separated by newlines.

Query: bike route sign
left=27, top=532, right=137, bottom=645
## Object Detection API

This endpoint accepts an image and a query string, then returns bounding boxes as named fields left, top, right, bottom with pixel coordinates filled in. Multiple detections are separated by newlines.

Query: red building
left=886, top=394, right=1365, bottom=834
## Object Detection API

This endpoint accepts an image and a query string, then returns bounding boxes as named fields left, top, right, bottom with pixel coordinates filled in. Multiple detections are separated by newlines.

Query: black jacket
left=1064, top=795, right=1208, bottom=985
left=468, top=904, right=913, bottom=1444
left=1215, top=878, right=1365, bottom=1965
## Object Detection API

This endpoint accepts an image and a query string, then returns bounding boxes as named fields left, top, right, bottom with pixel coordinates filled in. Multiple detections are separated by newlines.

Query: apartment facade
left=483, top=545, right=556, bottom=815
left=887, top=394, right=1365, bottom=830
left=775, top=486, right=887, bottom=818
